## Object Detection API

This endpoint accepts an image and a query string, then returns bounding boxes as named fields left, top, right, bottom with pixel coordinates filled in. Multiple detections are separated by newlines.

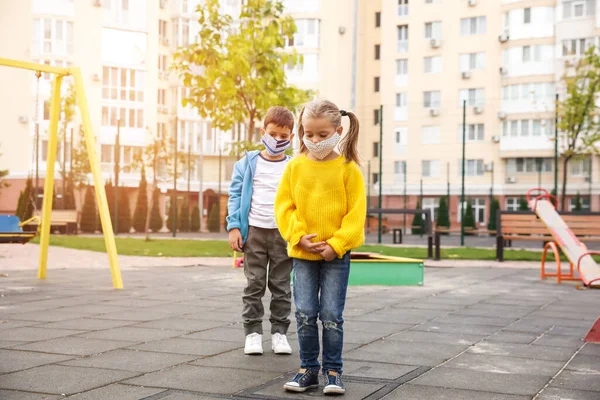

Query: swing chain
left=31, top=70, right=42, bottom=212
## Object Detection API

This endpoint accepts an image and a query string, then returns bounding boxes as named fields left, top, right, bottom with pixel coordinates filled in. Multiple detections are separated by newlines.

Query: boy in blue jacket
left=226, top=106, right=295, bottom=355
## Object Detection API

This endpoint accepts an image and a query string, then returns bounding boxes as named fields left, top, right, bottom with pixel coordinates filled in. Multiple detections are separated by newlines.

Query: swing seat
left=0, top=215, right=39, bottom=244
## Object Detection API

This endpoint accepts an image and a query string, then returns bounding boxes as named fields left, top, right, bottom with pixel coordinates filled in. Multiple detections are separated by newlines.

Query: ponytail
left=297, top=105, right=308, bottom=155
left=339, top=111, right=360, bottom=165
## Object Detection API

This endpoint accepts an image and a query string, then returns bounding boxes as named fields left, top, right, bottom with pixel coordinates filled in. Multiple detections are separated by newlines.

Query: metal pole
left=403, top=161, right=407, bottom=234
left=218, top=145, right=222, bottom=233
left=198, top=130, right=204, bottom=232
left=173, top=117, right=178, bottom=237
left=350, top=0, right=358, bottom=110
left=447, top=161, right=450, bottom=201
left=62, top=123, right=67, bottom=208
left=461, top=100, right=466, bottom=246
left=589, top=156, right=593, bottom=210
left=554, top=93, right=559, bottom=205
left=378, top=105, right=383, bottom=244
left=367, top=161, right=371, bottom=208
left=537, top=158, right=542, bottom=189
left=114, top=118, right=120, bottom=235
left=420, top=178, right=423, bottom=238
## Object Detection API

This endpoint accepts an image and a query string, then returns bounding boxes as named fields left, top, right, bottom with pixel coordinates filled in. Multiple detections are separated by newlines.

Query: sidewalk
left=0, top=245, right=599, bottom=399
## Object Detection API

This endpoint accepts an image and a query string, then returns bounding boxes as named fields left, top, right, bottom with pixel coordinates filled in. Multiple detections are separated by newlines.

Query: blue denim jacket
left=226, top=150, right=291, bottom=244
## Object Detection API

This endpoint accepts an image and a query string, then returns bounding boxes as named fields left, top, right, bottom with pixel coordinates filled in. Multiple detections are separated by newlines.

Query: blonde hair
left=297, top=100, right=360, bottom=164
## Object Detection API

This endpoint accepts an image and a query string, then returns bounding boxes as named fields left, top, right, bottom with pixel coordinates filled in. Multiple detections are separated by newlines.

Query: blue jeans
left=292, top=252, right=350, bottom=373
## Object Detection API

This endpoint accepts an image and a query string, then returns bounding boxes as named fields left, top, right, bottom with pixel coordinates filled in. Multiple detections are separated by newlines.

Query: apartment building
left=357, top=0, right=600, bottom=229
left=0, top=0, right=352, bottom=226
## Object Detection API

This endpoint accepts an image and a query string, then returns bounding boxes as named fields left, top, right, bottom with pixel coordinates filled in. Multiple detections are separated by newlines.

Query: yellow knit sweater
left=275, top=154, right=366, bottom=260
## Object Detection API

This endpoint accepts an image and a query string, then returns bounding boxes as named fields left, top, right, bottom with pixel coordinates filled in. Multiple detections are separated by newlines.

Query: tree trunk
left=247, top=111, right=256, bottom=142
left=561, top=157, right=570, bottom=211
left=144, top=163, right=156, bottom=241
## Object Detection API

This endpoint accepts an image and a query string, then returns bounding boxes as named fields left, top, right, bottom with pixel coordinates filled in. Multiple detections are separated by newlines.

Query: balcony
left=499, top=135, right=554, bottom=155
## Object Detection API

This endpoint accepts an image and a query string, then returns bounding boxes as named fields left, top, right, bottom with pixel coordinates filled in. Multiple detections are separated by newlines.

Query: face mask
left=262, top=134, right=291, bottom=157
left=303, top=133, right=341, bottom=160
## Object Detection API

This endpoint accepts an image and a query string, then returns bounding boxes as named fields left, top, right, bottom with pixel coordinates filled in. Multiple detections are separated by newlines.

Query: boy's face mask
left=262, top=134, right=291, bottom=157
left=302, top=133, right=341, bottom=160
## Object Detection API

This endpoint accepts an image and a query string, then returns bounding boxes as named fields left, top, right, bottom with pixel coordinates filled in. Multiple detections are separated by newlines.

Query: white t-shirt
left=248, top=154, right=289, bottom=229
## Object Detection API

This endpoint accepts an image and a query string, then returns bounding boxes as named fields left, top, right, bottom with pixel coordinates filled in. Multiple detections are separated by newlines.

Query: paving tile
left=4, top=309, right=91, bottom=322
left=0, top=327, right=85, bottom=342
left=565, top=354, right=600, bottom=374
left=0, top=340, right=25, bottom=349
left=132, top=318, right=229, bottom=332
left=129, top=338, right=241, bottom=356
left=412, top=367, right=550, bottom=396
left=549, top=370, right=600, bottom=392
left=386, top=330, right=484, bottom=346
left=0, top=320, right=41, bottom=330
left=0, top=349, right=74, bottom=374
left=443, top=353, right=564, bottom=376
left=0, top=389, right=61, bottom=400
left=94, top=309, right=176, bottom=322
left=487, top=331, right=538, bottom=344
left=435, top=314, right=518, bottom=327
left=191, top=348, right=298, bottom=372
left=532, top=334, right=585, bottom=349
left=345, top=340, right=468, bottom=366
left=65, top=383, right=164, bottom=399
left=411, top=322, right=500, bottom=335
left=468, top=341, right=577, bottom=362
left=182, top=327, right=243, bottom=342
left=157, top=392, right=228, bottom=400
left=76, top=326, right=182, bottom=342
left=342, top=360, right=417, bottom=380
left=35, top=318, right=135, bottom=330
left=59, top=348, right=197, bottom=372
left=538, top=388, right=600, bottom=400
left=343, top=320, right=413, bottom=334
left=579, top=344, right=600, bottom=356
left=0, top=365, right=138, bottom=395
left=183, top=310, right=243, bottom=323
left=385, top=384, right=530, bottom=400
left=12, top=336, right=137, bottom=356
left=124, top=364, right=280, bottom=394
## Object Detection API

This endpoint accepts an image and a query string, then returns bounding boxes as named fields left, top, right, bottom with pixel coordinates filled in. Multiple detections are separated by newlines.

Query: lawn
left=28, top=235, right=592, bottom=262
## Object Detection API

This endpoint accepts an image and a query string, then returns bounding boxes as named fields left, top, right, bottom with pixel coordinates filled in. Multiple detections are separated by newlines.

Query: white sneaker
left=244, top=333, right=263, bottom=355
left=271, top=333, right=292, bottom=355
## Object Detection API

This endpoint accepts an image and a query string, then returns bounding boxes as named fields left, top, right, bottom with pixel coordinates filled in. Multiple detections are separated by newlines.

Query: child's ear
left=289, top=133, right=295, bottom=142
left=336, top=126, right=343, bottom=135
left=260, top=127, right=265, bottom=136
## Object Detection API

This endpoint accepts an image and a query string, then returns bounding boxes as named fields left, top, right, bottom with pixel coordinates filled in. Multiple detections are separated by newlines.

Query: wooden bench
left=496, top=212, right=600, bottom=261
left=30, top=210, right=79, bottom=234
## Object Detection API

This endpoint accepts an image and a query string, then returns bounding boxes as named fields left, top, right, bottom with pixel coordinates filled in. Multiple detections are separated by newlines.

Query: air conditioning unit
left=92, top=0, right=102, bottom=7
left=429, top=108, right=440, bottom=117
left=506, top=176, right=517, bottom=184
left=461, top=71, right=472, bottom=79
left=430, top=38, right=441, bottom=48
left=499, top=66, right=508, bottom=75
left=18, top=115, right=28, bottom=124
left=160, top=0, right=167, bottom=8
left=338, top=26, right=346, bottom=35
left=492, top=135, right=500, bottom=143
left=162, top=38, right=169, bottom=46
left=498, top=32, right=510, bottom=43
left=474, top=105, right=484, bottom=114
left=468, top=0, right=477, bottom=6
left=585, top=176, right=591, bottom=183
left=497, top=111, right=507, bottom=120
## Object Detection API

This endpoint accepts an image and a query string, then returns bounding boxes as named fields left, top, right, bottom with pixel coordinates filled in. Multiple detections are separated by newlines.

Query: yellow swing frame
left=0, top=58, right=123, bottom=289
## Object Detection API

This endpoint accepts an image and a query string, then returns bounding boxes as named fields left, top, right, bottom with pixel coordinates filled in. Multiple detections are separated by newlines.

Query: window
left=506, top=197, right=519, bottom=211
left=506, top=158, right=553, bottom=174
left=570, top=158, right=591, bottom=176
left=459, top=159, right=485, bottom=176
left=172, top=18, right=191, bottom=47
left=159, top=20, right=168, bottom=43
left=394, top=160, right=406, bottom=175
left=458, top=124, right=485, bottom=142
left=396, top=93, right=408, bottom=107
left=424, top=21, right=442, bottom=39
left=458, top=198, right=486, bottom=224
left=158, top=89, right=166, bottom=105
left=460, top=52, right=486, bottom=72
left=562, top=37, right=595, bottom=56
left=423, top=198, right=440, bottom=221
left=372, top=173, right=379, bottom=185
left=157, top=122, right=167, bottom=139
left=425, top=0, right=440, bottom=3
left=375, top=12, right=381, bottom=27
left=102, top=106, right=144, bottom=128
left=32, top=18, right=74, bottom=56
left=422, top=160, right=440, bottom=178
left=423, top=91, right=441, bottom=108
left=459, top=88, right=484, bottom=107
left=397, top=25, right=408, bottom=52
left=460, top=16, right=486, bottom=36
left=424, top=56, right=442, bottom=74
left=563, top=0, right=596, bottom=19
left=103, top=0, right=131, bottom=25
left=502, top=119, right=553, bottom=137
left=102, top=66, right=145, bottom=102
left=375, top=44, right=381, bottom=60
left=43, top=101, right=51, bottom=120
left=373, top=142, right=379, bottom=158
left=101, top=144, right=113, bottom=163
left=395, top=129, right=408, bottom=146
left=502, top=83, right=555, bottom=101
left=523, top=45, right=531, bottom=62
left=422, top=126, right=440, bottom=144
left=396, top=59, right=408, bottom=76
left=374, top=77, right=380, bottom=92
left=374, top=109, right=380, bottom=125
left=524, top=7, right=531, bottom=23
left=291, top=19, right=319, bottom=48
left=569, top=197, right=591, bottom=211
left=158, top=55, right=168, bottom=73
left=398, top=0, right=408, bottom=16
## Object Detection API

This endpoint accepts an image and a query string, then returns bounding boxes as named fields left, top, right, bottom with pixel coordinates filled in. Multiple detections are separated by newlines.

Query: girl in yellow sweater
left=275, top=100, right=366, bottom=395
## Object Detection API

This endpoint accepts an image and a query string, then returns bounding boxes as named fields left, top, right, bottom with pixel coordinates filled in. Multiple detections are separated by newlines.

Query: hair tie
left=340, top=110, right=348, bottom=116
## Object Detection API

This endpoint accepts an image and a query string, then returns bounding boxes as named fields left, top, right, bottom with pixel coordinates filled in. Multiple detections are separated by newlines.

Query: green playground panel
left=348, top=253, right=424, bottom=286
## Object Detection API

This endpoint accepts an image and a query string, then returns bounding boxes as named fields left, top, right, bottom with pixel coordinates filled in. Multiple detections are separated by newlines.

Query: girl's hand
left=320, top=244, right=337, bottom=262
left=228, top=229, right=243, bottom=252
left=299, top=234, right=326, bottom=254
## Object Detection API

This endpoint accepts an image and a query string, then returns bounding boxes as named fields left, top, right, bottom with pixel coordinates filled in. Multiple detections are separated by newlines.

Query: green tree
left=519, top=195, right=529, bottom=211
left=464, top=198, right=477, bottom=230
left=436, top=196, right=450, bottom=230
left=70, top=128, right=92, bottom=206
left=179, top=196, right=190, bottom=232
left=550, top=189, right=558, bottom=208
left=104, top=180, right=115, bottom=228
left=21, top=177, right=35, bottom=221
left=574, top=192, right=582, bottom=211
left=149, top=187, right=163, bottom=233
left=173, top=0, right=311, bottom=142
left=411, top=200, right=424, bottom=235
left=488, top=197, right=500, bottom=232
left=166, top=195, right=178, bottom=233
left=132, top=167, right=148, bottom=233
left=63, top=173, right=76, bottom=210
left=117, top=187, right=131, bottom=234
left=191, top=205, right=201, bottom=232
left=58, top=84, right=77, bottom=207
left=557, top=47, right=600, bottom=210
left=207, top=203, right=220, bottom=233
left=80, top=185, right=97, bottom=233
left=15, top=190, right=25, bottom=220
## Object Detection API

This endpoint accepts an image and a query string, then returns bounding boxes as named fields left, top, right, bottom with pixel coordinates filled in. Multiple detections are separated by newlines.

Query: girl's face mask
left=302, top=133, right=341, bottom=160
left=262, top=134, right=291, bottom=157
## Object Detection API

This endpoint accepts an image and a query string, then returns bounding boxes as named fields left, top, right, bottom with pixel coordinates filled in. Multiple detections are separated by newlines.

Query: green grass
left=28, top=236, right=600, bottom=262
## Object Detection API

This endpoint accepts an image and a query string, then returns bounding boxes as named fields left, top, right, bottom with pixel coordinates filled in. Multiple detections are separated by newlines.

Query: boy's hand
left=320, top=244, right=337, bottom=262
left=299, top=234, right=326, bottom=254
left=228, top=229, right=243, bottom=252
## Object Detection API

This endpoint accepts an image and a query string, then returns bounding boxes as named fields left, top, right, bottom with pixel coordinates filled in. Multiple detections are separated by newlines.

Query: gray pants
left=242, top=226, right=293, bottom=336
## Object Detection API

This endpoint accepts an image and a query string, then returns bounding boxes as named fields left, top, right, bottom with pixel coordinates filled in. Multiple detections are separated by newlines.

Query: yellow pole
left=37, top=75, right=63, bottom=279
left=72, top=69, right=124, bottom=289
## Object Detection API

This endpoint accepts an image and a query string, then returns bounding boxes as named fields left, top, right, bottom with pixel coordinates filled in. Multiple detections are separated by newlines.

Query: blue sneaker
left=283, top=368, right=319, bottom=392
left=323, top=370, right=345, bottom=395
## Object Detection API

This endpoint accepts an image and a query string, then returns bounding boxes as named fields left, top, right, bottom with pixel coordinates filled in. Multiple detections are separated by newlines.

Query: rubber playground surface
left=0, top=245, right=599, bottom=399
